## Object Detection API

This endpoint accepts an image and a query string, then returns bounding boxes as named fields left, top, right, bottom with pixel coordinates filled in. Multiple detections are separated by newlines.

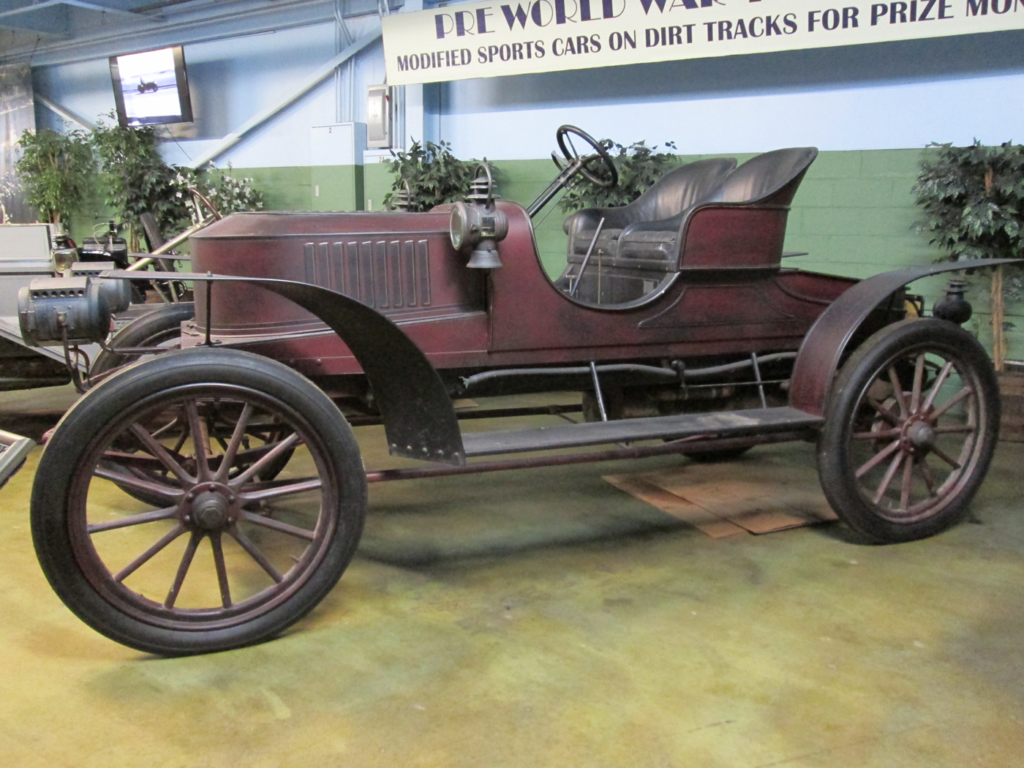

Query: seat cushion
left=617, top=230, right=677, bottom=260
left=571, top=228, right=623, bottom=256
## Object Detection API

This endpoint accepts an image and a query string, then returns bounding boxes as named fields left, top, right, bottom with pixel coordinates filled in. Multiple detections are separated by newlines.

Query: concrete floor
left=1, top=384, right=1022, bottom=768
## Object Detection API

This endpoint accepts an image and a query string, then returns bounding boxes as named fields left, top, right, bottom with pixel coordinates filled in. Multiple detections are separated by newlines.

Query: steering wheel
left=188, top=186, right=223, bottom=221
left=555, top=125, right=618, bottom=189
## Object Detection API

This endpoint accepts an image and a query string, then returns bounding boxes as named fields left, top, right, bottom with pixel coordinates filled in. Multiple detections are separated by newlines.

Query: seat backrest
left=631, top=157, right=738, bottom=222
left=708, top=147, right=818, bottom=206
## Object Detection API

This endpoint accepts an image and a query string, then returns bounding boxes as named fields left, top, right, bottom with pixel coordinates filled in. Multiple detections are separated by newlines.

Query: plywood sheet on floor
left=605, top=458, right=837, bottom=536
left=603, top=475, right=747, bottom=538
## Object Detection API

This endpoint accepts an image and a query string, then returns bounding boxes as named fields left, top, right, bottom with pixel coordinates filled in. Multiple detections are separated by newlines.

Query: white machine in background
left=0, top=223, right=72, bottom=391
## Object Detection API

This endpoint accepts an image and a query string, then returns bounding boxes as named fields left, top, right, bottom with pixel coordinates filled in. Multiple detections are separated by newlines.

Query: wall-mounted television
left=109, top=46, right=193, bottom=128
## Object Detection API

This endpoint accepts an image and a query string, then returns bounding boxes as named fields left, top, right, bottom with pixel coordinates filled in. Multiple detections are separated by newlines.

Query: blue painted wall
left=32, top=16, right=386, bottom=170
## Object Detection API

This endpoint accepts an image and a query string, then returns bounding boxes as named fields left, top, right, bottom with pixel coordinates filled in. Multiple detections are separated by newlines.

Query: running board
left=462, top=406, right=823, bottom=458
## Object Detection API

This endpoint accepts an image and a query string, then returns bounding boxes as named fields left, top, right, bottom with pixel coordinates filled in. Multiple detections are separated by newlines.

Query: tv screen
left=109, top=46, right=193, bottom=128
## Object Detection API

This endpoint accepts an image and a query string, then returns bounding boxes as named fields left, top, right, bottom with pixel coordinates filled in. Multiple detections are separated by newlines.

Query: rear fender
left=107, top=272, right=466, bottom=466
left=789, top=259, right=1020, bottom=416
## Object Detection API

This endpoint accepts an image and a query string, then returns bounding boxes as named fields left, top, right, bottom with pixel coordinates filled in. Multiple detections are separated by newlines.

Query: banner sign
left=382, top=0, right=1024, bottom=84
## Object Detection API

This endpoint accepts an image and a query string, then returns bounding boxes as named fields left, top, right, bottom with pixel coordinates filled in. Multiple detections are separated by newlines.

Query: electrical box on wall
left=366, top=85, right=391, bottom=149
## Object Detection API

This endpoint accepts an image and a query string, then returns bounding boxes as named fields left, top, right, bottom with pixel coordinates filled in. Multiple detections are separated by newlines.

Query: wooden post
left=993, top=264, right=1005, bottom=372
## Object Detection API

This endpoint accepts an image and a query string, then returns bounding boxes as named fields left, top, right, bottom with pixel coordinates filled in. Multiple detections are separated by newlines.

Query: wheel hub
left=904, top=420, right=936, bottom=452
left=184, top=483, right=237, bottom=531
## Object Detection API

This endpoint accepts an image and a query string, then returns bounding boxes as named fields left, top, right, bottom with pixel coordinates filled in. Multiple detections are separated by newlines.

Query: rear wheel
left=32, top=348, right=366, bottom=655
left=92, top=302, right=194, bottom=377
left=817, top=319, right=999, bottom=543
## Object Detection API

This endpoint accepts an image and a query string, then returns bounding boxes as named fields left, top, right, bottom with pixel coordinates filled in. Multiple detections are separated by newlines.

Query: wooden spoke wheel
left=32, top=349, right=366, bottom=655
left=817, top=319, right=999, bottom=543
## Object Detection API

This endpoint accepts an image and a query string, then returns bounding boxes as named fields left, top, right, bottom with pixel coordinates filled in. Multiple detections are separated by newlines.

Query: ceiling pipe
left=187, top=27, right=380, bottom=169
left=36, top=94, right=95, bottom=129
left=0, top=0, right=343, bottom=66
left=0, top=0, right=154, bottom=21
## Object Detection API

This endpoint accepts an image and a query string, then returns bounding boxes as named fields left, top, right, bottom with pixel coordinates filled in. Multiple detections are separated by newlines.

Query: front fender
left=106, top=271, right=466, bottom=466
left=789, top=259, right=1021, bottom=417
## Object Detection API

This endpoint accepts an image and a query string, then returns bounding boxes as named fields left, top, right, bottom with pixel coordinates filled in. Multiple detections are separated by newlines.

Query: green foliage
left=558, top=139, right=678, bottom=213
left=383, top=140, right=483, bottom=212
left=914, top=140, right=1024, bottom=366
left=90, top=114, right=180, bottom=235
left=913, top=140, right=1024, bottom=263
left=15, top=127, right=93, bottom=224
left=171, top=164, right=265, bottom=225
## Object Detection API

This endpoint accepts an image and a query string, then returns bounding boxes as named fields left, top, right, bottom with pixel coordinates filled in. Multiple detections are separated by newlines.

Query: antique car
left=11, top=126, right=1012, bottom=656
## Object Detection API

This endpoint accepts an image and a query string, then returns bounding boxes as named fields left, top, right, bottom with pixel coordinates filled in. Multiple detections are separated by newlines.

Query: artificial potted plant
left=14, top=127, right=93, bottom=226
left=383, top=140, right=487, bottom=211
left=558, top=139, right=678, bottom=213
left=914, top=140, right=1024, bottom=437
left=89, top=114, right=182, bottom=250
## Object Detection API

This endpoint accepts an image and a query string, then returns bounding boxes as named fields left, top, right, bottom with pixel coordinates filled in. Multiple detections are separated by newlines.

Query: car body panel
left=188, top=202, right=861, bottom=378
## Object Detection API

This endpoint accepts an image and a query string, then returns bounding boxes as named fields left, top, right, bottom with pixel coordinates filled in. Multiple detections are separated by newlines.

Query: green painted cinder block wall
left=227, top=165, right=363, bottom=213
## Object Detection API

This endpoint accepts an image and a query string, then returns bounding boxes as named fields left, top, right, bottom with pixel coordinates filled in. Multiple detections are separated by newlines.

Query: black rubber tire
left=32, top=348, right=366, bottom=655
left=92, top=302, right=194, bottom=377
left=817, top=319, right=999, bottom=543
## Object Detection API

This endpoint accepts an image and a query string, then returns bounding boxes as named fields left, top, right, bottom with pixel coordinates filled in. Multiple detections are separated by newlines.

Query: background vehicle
left=13, top=126, right=1014, bottom=655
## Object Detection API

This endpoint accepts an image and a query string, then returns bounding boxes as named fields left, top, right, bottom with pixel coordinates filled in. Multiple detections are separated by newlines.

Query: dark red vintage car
left=12, top=126, right=1011, bottom=655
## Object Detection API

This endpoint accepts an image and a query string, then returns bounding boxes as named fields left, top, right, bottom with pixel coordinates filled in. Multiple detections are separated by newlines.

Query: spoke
left=240, top=478, right=322, bottom=503
left=88, top=506, right=177, bottom=533
left=113, top=523, right=187, bottom=583
left=565, top=134, right=578, bottom=159
left=855, top=437, right=902, bottom=479
left=910, top=353, right=926, bottom=413
left=872, top=450, right=906, bottom=505
left=215, top=403, right=254, bottom=483
left=101, top=451, right=172, bottom=471
left=171, top=424, right=189, bottom=457
left=917, top=457, right=939, bottom=497
left=240, top=510, right=316, bottom=541
left=94, top=465, right=181, bottom=501
left=164, top=531, right=202, bottom=609
left=852, top=428, right=901, bottom=440
left=129, top=423, right=194, bottom=483
left=900, top=452, right=914, bottom=512
left=921, top=361, right=954, bottom=412
left=866, top=397, right=900, bottom=427
left=930, top=444, right=963, bottom=471
left=933, top=424, right=976, bottom=435
left=887, top=366, right=909, bottom=419
left=185, top=400, right=212, bottom=482
left=230, top=433, right=301, bottom=487
left=210, top=534, right=232, bottom=608
left=228, top=526, right=284, bottom=583
left=929, top=386, right=973, bottom=422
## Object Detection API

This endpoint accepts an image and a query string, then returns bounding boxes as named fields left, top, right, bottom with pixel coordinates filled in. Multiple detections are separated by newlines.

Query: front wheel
left=32, top=348, right=367, bottom=655
left=817, top=319, right=999, bottom=543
